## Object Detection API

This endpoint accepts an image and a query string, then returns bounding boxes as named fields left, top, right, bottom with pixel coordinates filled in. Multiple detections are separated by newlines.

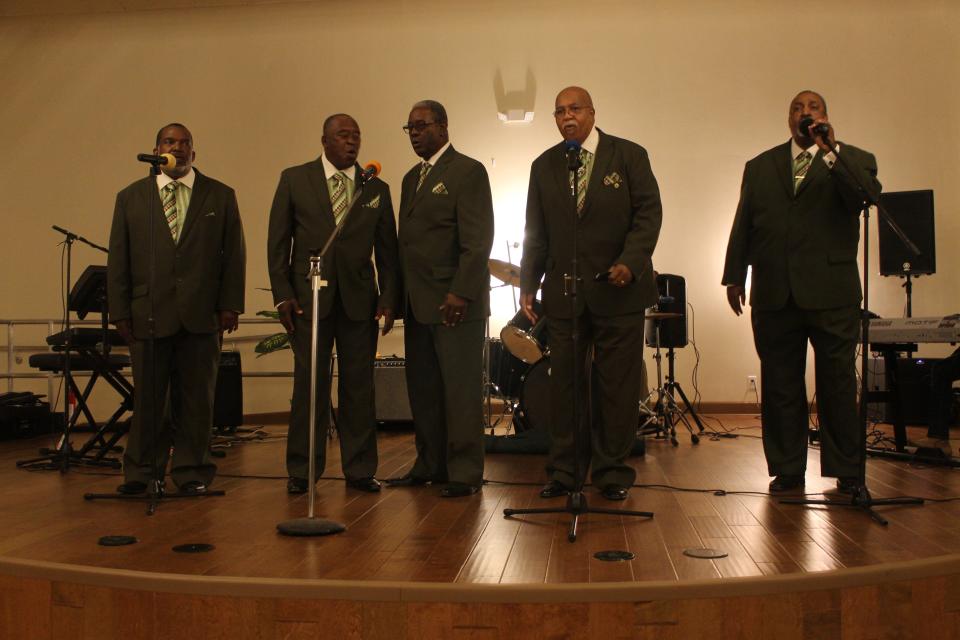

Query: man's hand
left=520, top=292, right=539, bottom=324
left=375, top=307, right=395, bottom=336
left=811, top=117, right=836, bottom=153
left=277, top=299, right=303, bottom=334
left=114, top=319, right=134, bottom=345
left=439, top=293, right=468, bottom=327
left=219, top=310, right=240, bottom=334
left=726, top=285, right=746, bottom=316
left=608, top=263, right=634, bottom=288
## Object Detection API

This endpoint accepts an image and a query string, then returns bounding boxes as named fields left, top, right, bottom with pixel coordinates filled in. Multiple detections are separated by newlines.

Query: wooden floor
left=3, top=416, right=960, bottom=584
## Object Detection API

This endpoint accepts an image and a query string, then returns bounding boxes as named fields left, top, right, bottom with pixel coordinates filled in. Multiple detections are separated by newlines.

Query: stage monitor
left=878, top=190, right=935, bottom=277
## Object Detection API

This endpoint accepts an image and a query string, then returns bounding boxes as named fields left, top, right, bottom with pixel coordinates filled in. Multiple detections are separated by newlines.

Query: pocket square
left=362, top=194, right=381, bottom=208
left=602, top=172, right=623, bottom=189
left=204, top=211, right=217, bottom=217
left=431, top=182, right=448, bottom=195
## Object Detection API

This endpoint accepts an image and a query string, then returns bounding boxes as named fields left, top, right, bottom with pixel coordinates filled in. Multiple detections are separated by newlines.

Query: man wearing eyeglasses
left=267, top=113, right=400, bottom=495
left=386, top=100, right=494, bottom=498
left=519, top=86, right=662, bottom=502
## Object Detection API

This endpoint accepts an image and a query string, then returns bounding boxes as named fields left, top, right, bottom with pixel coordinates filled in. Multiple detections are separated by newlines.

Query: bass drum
left=487, top=338, right=527, bottom=399
left=514, top=357, right=551, bottom=432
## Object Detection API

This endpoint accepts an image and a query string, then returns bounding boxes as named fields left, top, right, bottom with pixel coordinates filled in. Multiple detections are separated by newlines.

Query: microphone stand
left=504, top=143, right=653, bottom=542
left=781, top=136, right=924, bottom=525
left=278, top=167, right=376, bottom=537
left=85, top=158, right=224, bottom=513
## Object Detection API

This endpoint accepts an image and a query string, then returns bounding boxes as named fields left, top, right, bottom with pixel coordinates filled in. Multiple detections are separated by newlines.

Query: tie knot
left=164, top=181, right=178, bottom=193
left=334, top=172, right=345, bottom=184
left=422, top=162, right=431, bottom=171
left=797, top=151, right=811, bottom=162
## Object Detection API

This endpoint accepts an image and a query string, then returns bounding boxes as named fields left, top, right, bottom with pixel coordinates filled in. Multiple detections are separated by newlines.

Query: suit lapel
left=406, top=145, right=456, bottom=215
left=177, top=170, right=209, bottom=244
left=580, top=130, right=612, bottom=218
left=306, top=158, right=336, bottom=224
left=773, top=141, right=794, bottom=199
left=550, top=142, right=575, bottom=216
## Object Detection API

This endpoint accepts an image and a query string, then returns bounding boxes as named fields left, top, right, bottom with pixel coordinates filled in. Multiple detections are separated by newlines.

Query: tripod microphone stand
left=503, top=140, right=653, bottom=542
left=781, top=136, right=924, bottom=525
left=641, top=314, right=702, bottom=445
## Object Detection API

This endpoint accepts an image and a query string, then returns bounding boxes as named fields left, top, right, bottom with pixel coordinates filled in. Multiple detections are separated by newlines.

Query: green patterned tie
left=416, top=161, right=432, bottom=191
left=793, top=151, right=812, bottom=194
left=162, top=181, right=179, bottom=241
left=569, top=149, right=593, bottom=215
left=329, top=172, right=348, bottom=225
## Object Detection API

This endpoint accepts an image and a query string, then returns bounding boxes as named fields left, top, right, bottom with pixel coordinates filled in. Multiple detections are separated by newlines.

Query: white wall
left=1, top=0, right=957, bottom=414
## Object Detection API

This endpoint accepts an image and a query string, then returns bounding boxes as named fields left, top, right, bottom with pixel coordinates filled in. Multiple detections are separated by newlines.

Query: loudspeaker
left=878, top=190, right=936, bottom=276
left=213, top=351, right=243, bottom=430
left=374, top=358, right=412, bottom=423
left=646, top=273, right=687, bottom=348
left=866, top=356, right=940, bottom=425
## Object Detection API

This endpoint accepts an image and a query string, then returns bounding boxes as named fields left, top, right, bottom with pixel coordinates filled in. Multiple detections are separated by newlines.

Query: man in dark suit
left=267, top=114, right=399, bottom=495
left=520, top=86, right=662, bottom=501
left=108, top=123, right=246, bottom=495
left=386, top=100, right=494, bottom=498
left=722, top=90, right=881, bottom=493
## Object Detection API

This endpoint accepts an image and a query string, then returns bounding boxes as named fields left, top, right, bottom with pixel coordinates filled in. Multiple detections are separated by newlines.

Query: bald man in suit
left=722, top=90, right=881, bottom=494
left=267, top=114, right=399, bottom=495
left=108, top=122, right=246, bottom=495
left=520, top=86, right=663, bottom=502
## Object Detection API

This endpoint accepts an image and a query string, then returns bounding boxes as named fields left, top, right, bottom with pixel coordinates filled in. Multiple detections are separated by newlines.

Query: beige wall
left=1, top=0, right=957, bottom=415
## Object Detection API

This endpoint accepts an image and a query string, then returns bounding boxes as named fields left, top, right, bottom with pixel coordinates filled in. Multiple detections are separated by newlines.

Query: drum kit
left=484, top=258, right=550, bottom=434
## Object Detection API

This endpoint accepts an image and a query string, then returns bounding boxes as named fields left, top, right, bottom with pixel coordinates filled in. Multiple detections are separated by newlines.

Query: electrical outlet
left=747, top=375, right=758, bottom=387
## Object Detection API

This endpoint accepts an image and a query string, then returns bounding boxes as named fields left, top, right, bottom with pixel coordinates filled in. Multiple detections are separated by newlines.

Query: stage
left=2, top=416, right=959, bottom=638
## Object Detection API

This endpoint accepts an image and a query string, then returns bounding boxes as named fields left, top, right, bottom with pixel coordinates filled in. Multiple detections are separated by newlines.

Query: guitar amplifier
left=213, top=351, right=243, bottom=431
left=374, top=357, right=412, bottom=423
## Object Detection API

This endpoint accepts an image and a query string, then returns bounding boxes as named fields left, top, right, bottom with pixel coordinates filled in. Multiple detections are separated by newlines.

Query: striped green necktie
left=162, top=181, right=179, bottom=240
left=416, top=162, right=432, bottom=191
left=569, top=149, right=593, bottom=215
left=793, top=151, right=812, bottom=193
left=329, top=172, right=350, bottom=225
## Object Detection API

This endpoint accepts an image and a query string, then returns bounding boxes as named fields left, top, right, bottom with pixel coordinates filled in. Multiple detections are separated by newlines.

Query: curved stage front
left=2, top=421, right=959, bottom=638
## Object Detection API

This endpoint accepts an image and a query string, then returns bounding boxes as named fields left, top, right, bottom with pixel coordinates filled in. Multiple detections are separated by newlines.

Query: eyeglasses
left=402, top=121, right=439, bottom=134
left=553, top=105, right=589, bottom=118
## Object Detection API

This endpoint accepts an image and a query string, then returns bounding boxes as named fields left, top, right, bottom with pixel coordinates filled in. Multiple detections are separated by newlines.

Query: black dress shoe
left=116, top=481, right=147, bottom=495
left=440, top=483, right=480, bottom=498
left=346, top=477, right=382, bottom=493
left=385, top=473, right=430, bottom=487
left=287, top=477, right=308, bottom=494
left=179, top=481, right=207, bottom=495
left=768, top=475, right=804, bottom=493
left=600, top=484, right=629, bottom=501
left=539, top=480, right=570, bottom=498
left=835, top=477, right=859, bottom=494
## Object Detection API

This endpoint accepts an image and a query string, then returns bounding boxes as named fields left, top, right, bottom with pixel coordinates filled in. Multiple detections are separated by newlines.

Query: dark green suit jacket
left=107, top=170, right=246, bottom=338
left=722, top=141, right=881, bottom=310
left=267, top=159, right=399, bottom=320
left=520, top=129, right=662, bottom=318
left=398, top=146, right=494, bottom=323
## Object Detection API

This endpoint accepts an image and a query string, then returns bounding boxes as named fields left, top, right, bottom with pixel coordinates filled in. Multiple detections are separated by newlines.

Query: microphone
left=564, top=140, right=582, bottom=171
left=799, top=117, right=830, bottom=139
left=359, top=161, right=381, bottom=184
left=136, top=153, right=176, bottom=167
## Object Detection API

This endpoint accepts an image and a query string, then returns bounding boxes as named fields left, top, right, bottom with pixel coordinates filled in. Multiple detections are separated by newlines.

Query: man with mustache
left=108, top=123, right=246, bottom=496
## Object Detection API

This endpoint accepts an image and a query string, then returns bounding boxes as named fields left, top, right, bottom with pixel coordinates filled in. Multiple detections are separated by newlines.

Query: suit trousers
left=125, top=330, right=220, bottom=487
left=546, top=310, right=645, bottom=489
left=287, top=288, right=379, bottom=482
left=751, top=299, right=860, bottom=478
left=403, top=311, right=485, bottom=487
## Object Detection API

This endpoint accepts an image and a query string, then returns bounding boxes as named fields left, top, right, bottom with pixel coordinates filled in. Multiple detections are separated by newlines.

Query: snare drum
left=500, top=301, right=549, bottom=364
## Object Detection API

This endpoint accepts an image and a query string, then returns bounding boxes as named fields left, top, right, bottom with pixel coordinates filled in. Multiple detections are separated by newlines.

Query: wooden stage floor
left=2, top=416, right=960, bottom=585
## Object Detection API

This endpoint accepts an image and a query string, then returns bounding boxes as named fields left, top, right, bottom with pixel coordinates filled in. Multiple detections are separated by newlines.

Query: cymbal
left=489, top=259, right=521, bottom=287
left=645, top=311, right=683, bottom=320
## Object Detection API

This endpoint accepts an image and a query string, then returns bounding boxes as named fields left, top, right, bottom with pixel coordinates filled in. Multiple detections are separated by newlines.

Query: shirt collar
left=156, top=167, right=195, bottom=191
left=580, top=127, right=599, bottom=155
left=321, top=155, right=356, bottom=182
left=424, top=141, right=451, bottom=167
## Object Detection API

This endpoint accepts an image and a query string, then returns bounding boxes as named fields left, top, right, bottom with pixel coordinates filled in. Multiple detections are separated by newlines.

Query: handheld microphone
left=799, top=117, right=830, bottom=139
left=136, top=153, right=177, bottom=167
left=359, top=161, right=381, bottom=184
left=564, top=140, right=582, bottom=171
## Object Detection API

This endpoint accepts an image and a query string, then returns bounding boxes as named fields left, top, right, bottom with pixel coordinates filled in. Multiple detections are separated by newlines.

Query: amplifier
left=867, top=357, right=940, bottom=425
left=374, top=358, right=412, bottom=423
left=213, top=351, right=243, bottom=430
left=0, top=393, right=52, bottom=440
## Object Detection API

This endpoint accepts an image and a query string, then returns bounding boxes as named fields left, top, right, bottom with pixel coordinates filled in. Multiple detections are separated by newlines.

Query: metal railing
left=0, top=317, right=293, bottom=403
